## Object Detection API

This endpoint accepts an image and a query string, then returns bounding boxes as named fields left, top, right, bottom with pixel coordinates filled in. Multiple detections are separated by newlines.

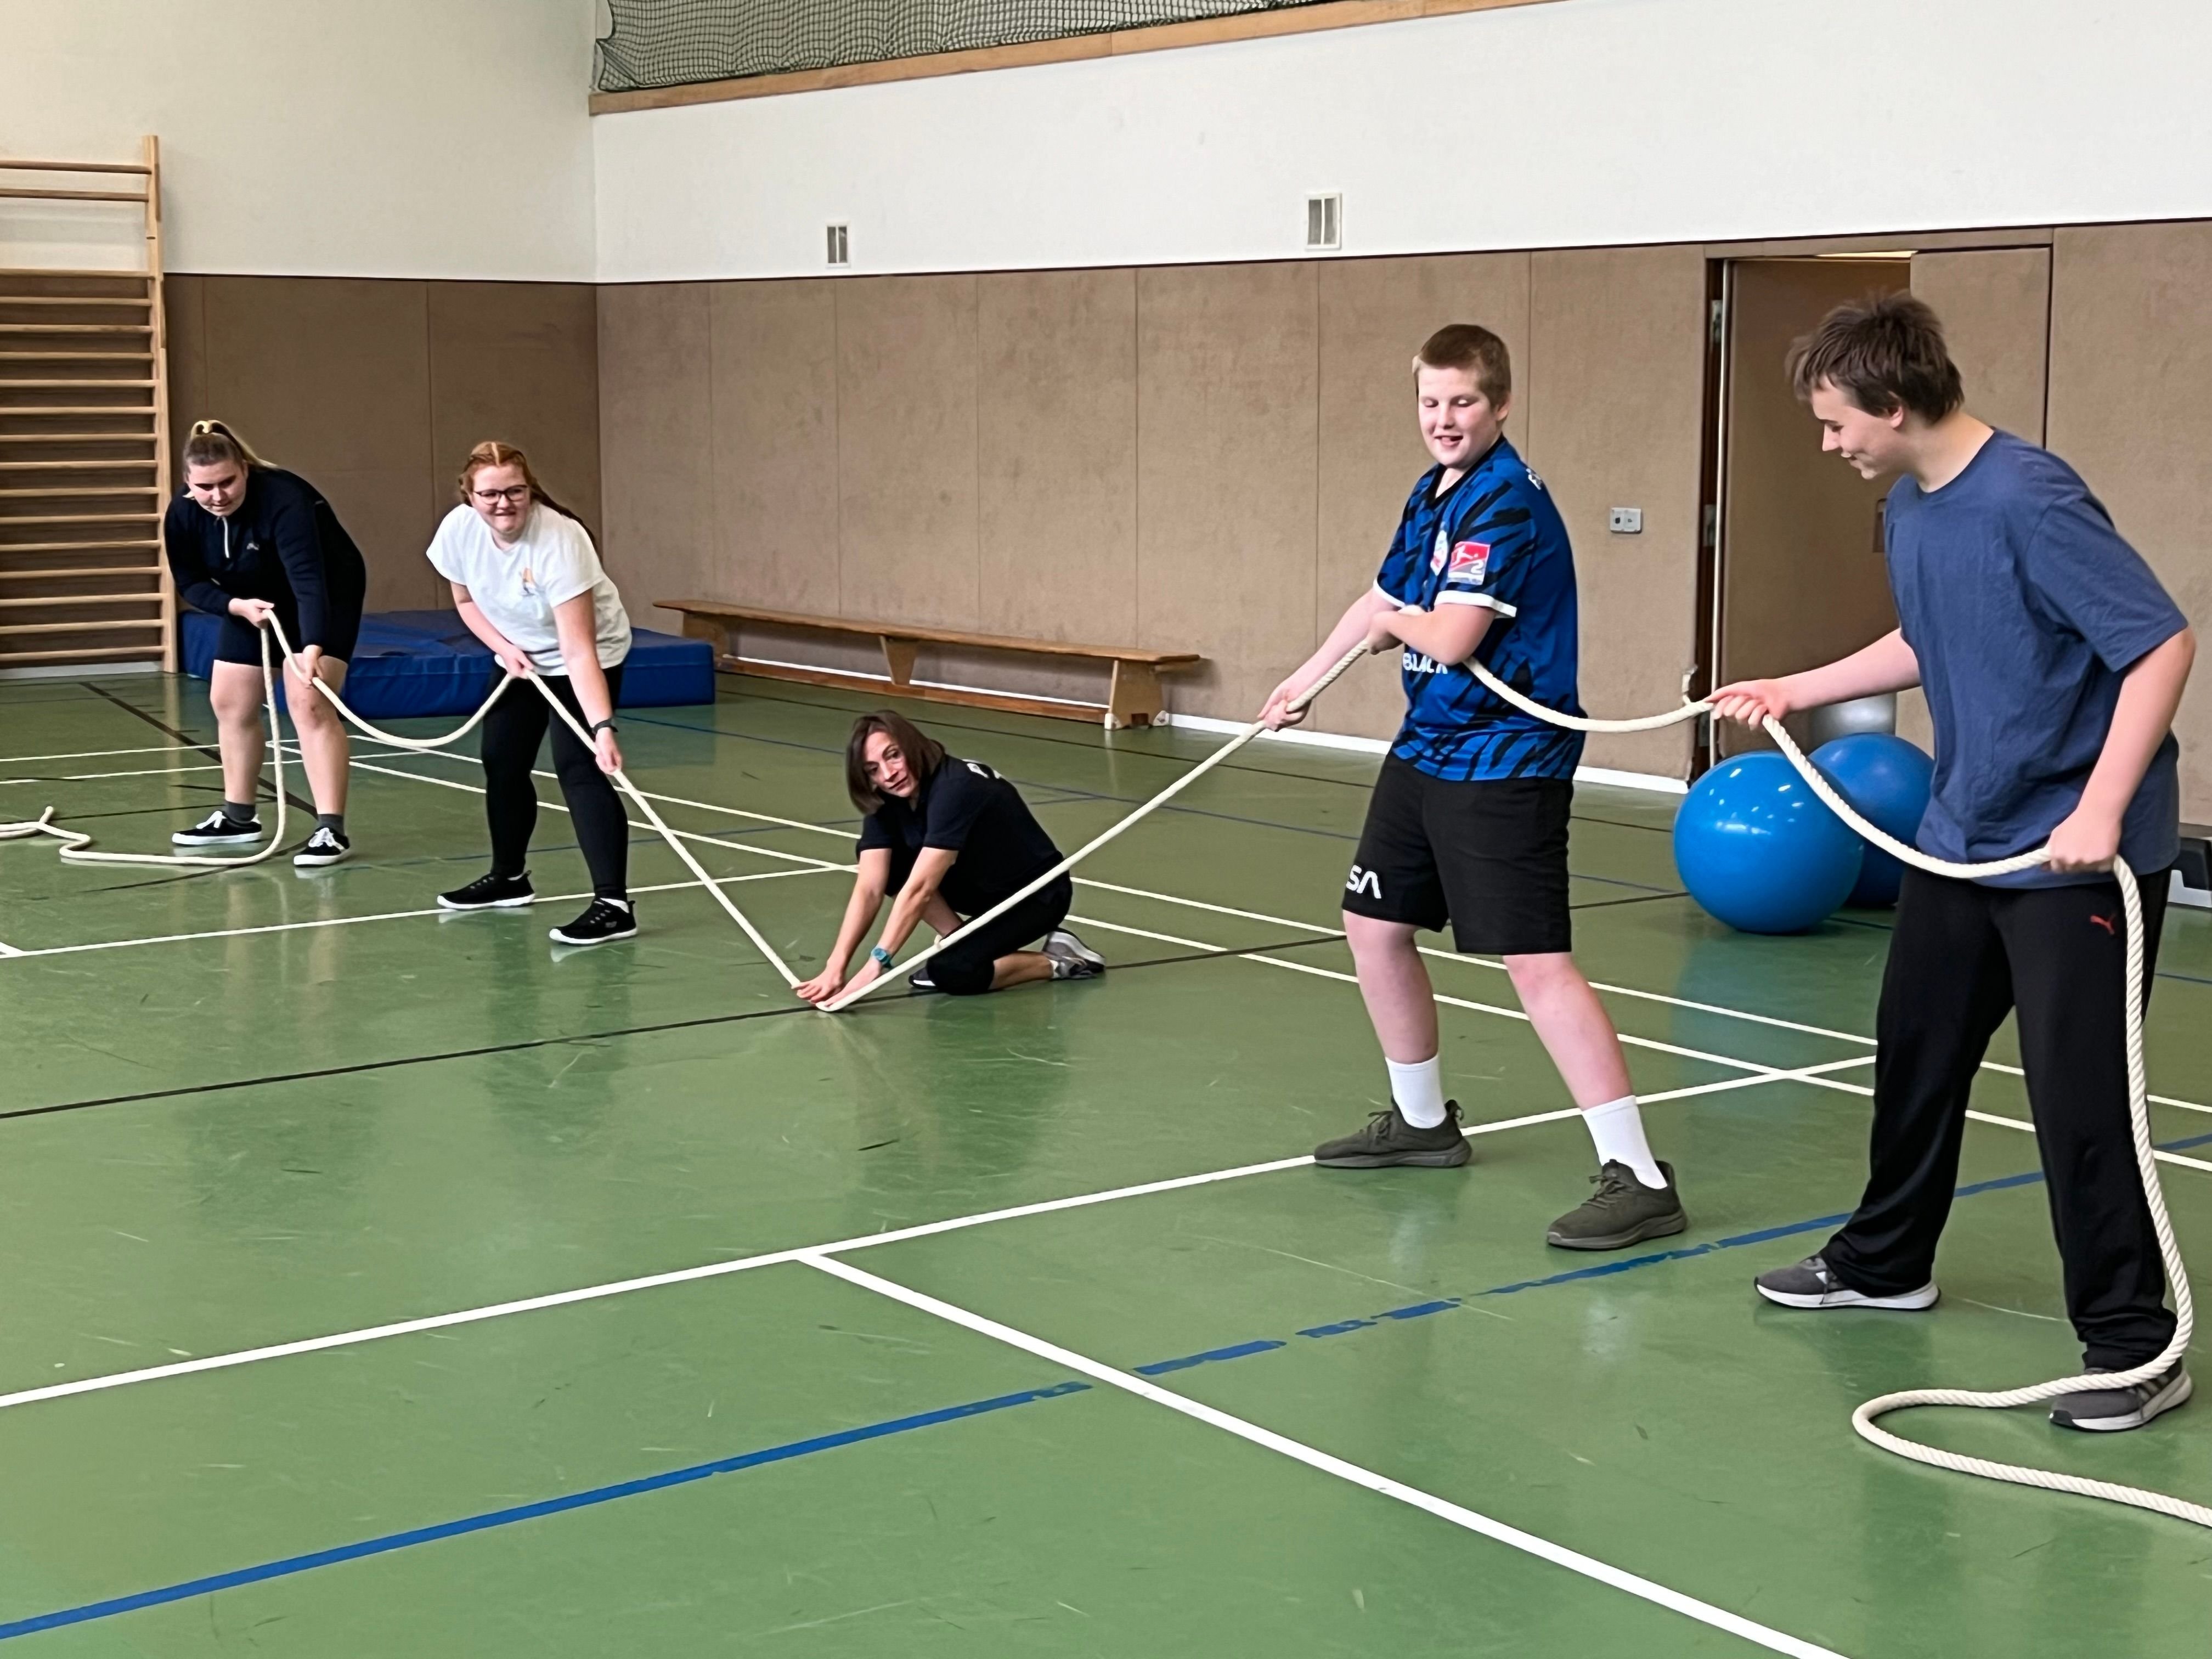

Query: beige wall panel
left=1720, top=259, right=1908, bottom=754
left=163, top=276, right=208, bottom=458
left=597, top=284, right=713, bottom=629
left=706, top=280, right=841, bottom=619
left=1136, top=262, right=1320, bottom=721
left=1897, top=247, right=2053, bottom=754
left=427, top=283, right=602, bottom=544
left=1316, top=253, right=1532, bottom=742
left=2047, top=222, right=2212, bottom=817
left=977, top=268, right=1139, bottom=647
left=836, top=275, right=980, bottom=631
left=1530, top=245, right=1709, bottom=778
left=199, top=276, right=438, bottom=611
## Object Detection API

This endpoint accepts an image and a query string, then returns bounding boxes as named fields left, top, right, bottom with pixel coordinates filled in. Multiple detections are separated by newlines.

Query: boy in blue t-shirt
left=1714, top=293, right=2196, bottom=1433
left=1262, top=324, right=1688, bottom=1251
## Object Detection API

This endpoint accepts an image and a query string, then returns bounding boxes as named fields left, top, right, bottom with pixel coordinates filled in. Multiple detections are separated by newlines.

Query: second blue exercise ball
left=1673, top=752, right=1864, bottom=934
left=1809, top=732, right=1935, bottom=907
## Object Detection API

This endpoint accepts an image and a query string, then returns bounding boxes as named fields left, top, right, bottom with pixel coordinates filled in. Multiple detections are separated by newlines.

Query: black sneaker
left=1313, top=1102, right=1471, bottom=1169
left=1754, top=1253, right=1939, bottom=1311
left=2048, top=1362, right=2193, bottom=1432
left=1043, top=927, right=1105, bottom=980
left=1547, top=1161, right=1689, bottom=1251
left=171, top=809, right=262, bottom=848
left=908, top=963, right=937, bottom=994
left=292, top=826, right=351, bottom=868
left=438, top=870, right=535, bottom=911
left=550, top=896, right=637, bottom=946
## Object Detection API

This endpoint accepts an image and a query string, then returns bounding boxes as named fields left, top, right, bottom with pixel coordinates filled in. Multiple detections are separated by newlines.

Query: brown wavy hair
left=844, top=710, right=946, bottom=814
left=1786, top=292, right=1964, bottom=424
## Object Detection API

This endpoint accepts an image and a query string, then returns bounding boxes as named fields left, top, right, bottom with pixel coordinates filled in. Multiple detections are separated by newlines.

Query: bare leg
left=1344, top=910, right=1438, bottom=1062
left=207, top=661, right=267, bottom=810
left=1504, top=951, right=1633, bottom=1108
left=285, top=656, right=351, bottom=816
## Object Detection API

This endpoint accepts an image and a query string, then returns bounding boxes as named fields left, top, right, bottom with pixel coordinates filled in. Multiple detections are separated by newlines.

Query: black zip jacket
left=162, top=467, right=368, bottom=649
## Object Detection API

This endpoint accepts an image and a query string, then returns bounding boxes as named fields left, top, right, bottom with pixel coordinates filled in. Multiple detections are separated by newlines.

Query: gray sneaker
left=2048, top=1362, right=2193, bottom=1432
left=1754, top=1254, right=1939, bottom=1311
left=1547, top=1160, right=1688, bottom=1251
left=1042, top=928, right=1105, bottom=980
left=1313, top=1102, right=1471, bottom=1169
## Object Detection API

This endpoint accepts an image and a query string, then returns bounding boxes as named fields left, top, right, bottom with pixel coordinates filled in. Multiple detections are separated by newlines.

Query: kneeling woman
left=428, top=442, right=637, bottom=947
left=795, top=712, right=1105, bottom=1006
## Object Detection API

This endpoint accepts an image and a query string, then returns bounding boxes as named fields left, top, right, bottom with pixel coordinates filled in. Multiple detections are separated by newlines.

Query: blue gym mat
left=179, top=609, right=715, bottom=718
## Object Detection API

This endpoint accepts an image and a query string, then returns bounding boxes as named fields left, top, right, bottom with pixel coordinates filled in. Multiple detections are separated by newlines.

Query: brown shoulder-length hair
left=456, top=440, right=592, bottom=535
left=844, top=710, right=946, bottom=814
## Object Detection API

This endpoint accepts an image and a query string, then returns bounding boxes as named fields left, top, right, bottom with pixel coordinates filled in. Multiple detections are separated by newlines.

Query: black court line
left=82, top=682, right=314, bottom=817
left=0, top=933, right=1344, bottom=1124
left=1569, top=889, right=1690, bottom=912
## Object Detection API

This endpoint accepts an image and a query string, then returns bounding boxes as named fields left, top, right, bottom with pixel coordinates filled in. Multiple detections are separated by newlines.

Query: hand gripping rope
left=1463, top=656, right=2207, bottom=1531
left=1, top=618, right=800, bottom=988
left=817, top=640, right=1373, bottom=1013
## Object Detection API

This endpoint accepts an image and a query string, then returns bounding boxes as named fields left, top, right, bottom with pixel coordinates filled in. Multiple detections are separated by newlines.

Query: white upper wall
left=4, top=0, right=599, bottom=279
left=594, top=0, right=2212, bottom=282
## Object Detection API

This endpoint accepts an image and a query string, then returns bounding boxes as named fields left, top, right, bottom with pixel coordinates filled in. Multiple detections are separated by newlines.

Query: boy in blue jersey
left=1262, top=325, right=1688, bottom=1250
left=1715, top=294, right=2194, bottom=1432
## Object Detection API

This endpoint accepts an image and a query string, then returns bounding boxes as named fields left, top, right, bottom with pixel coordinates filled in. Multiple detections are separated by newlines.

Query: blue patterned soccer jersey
left=1374, top=435, right=1585, bottom=781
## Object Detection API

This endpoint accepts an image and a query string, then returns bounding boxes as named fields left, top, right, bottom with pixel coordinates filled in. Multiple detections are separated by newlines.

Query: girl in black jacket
left=162, top=421, right=368, bottom=866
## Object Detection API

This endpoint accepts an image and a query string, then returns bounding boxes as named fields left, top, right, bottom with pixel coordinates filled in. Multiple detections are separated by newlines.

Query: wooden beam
left=0, top=159, right=153, bottom=176
left=590, top=0, right=1563, bottom=114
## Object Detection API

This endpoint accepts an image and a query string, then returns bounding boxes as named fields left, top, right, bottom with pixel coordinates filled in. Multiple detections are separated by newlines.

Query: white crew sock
left=1385, top=1056, right=1449, bottom=1129
left=1582, top=1094, right=1665, bottom=1188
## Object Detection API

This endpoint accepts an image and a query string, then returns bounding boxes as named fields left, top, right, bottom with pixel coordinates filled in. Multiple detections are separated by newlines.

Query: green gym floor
left=1, top=671, right=2208, bottom=1657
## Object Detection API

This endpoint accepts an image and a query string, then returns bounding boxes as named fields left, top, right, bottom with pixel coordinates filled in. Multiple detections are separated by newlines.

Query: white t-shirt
left=425, top=502, right=631, bottom=675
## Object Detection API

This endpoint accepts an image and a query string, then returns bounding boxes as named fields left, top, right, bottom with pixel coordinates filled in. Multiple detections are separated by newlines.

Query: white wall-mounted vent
left=1305, top=193, right=1342, bottom=251
left=826, top=223, right=850, bottom=266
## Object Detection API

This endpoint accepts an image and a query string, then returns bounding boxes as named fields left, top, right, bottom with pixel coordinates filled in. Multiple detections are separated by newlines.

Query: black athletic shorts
left=210, top=587, right=365, bottom=669
left=1341, top=757, right=1573, bottom=955
left=930, top=876, right=1074, bottom=997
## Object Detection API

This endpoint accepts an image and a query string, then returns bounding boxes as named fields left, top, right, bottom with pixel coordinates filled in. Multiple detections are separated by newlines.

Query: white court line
left=1964, top=1108, right=2212, bottom=1174
left=0, top=938, right=20, bottom=958
left=0, top=744, right=191, bottom=767
left=0, top=1105, right=1589, bottom=1415
left=1, top=760, right=227, bottom=787
left=1071, top=913, right=1877, bottom=1097
left=0, top=866, right=834, bottom=961
left=807, top=1255, right=1849, bottom=1659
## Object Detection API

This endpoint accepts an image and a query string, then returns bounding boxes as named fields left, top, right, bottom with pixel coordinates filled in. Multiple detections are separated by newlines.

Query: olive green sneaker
left=1312, top=1102, right=1471, bottom=1169
left=1546, top=1160, right=1687, bottom=1251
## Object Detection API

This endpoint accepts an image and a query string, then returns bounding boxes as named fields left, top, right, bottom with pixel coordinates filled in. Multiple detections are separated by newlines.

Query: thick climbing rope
left=1463, top=655, right=2207, bottom=1530
left=818, top=640, right=1372, bottom=1013
left=1, top=617, right=799, bottom=987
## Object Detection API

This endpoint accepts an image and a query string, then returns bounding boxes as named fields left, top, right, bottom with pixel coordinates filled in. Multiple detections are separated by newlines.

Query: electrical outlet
left=1609, top=507, right=1643, bottom=534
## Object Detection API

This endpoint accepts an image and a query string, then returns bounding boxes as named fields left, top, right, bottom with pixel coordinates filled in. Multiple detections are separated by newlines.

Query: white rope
left=1, top=625, right=294, bottom=869
left=819, top=641, right=1372, bottom=1012
left=1462, top=656, right=2206, bottom=1530
left=1, top=617, right=800, bottom=987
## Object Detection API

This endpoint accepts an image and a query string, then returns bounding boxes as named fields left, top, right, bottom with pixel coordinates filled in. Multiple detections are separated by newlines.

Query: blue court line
left=14, top=1132, right=2209, bottom=1637
left=0, top=1380, right=1090, bottom=1643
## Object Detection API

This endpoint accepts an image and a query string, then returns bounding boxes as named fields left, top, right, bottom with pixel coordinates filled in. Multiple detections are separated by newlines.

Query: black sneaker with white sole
left=1313, top=1102, right=1471, bottom=1169
left=1754, top=1253, right=1939, bottom=1311
left=438, top=870, right=535, bottom=911
left=2047, top=1362, right=2193, bottom=1432
left=550, top=896, right=637, bottom=946
left=292, top=826, right=351, bottom=867
left=172, top=810, right=263, bottom=848
left=908, top=963, right=936, bottom=994
left=1043, top=928, right=1105, bottom=980
left=1547, top=1161, right=1688, bottom=1251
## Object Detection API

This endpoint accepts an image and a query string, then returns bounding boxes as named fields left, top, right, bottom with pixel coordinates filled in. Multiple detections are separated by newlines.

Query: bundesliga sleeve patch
left=1447, top=541, right=1491, bottom=583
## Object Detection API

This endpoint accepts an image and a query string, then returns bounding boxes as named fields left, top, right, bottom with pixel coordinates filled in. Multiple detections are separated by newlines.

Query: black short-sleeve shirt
left=856, top=754, right=1063, bottom=915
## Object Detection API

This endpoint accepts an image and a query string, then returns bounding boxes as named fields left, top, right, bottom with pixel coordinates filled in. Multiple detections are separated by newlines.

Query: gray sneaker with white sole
left=2047, top=1362, right=2193, bottom=1432
left=1754, top=1254, right=1939, bottom=1311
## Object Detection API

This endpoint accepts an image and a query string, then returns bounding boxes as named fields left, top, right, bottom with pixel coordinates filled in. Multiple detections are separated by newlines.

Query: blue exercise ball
left=1674, top=752, right=1864, bottom=934
left=1809, top=732, right=1934, bottom=907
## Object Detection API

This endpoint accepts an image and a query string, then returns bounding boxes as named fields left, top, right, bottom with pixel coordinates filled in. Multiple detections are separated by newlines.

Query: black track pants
left=1823, top=866, right=2175, bottom=1368
left=478, top=665, right=628, bottom=900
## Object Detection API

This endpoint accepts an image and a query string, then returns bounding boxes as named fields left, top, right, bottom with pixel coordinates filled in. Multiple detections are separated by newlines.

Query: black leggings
left=479, top=664, right=627, bottom=900
left=931, top=877, right=1073, bottom=996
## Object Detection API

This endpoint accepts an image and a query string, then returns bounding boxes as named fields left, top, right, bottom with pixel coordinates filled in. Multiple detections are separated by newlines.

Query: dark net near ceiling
left=595, top=0, right=1350, bottom=93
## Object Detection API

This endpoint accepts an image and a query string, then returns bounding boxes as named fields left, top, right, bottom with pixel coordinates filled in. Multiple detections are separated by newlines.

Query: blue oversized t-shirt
left=1374, top=436, right=1585, bottom=782
left=1886, top=431, right=2186, bottom=885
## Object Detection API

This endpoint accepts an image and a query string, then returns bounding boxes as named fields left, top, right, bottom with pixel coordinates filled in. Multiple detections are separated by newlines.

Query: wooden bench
left=660, top=599, right=1203, bottom=729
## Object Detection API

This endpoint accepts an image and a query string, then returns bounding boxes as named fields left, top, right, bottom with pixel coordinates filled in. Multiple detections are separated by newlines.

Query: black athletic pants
left=1823, top=866, right=2175, bottom=1368
left=479, top=665, right=627, bottom=900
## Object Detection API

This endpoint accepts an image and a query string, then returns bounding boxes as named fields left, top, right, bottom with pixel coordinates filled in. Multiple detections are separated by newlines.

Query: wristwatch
left=589, top=718, right=618, bottom=736
left=870, top=945, right=894, bottom=968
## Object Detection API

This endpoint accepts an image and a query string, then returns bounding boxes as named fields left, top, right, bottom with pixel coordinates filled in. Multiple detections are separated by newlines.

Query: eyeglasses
left=472, top=486, right=529, bottom=506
